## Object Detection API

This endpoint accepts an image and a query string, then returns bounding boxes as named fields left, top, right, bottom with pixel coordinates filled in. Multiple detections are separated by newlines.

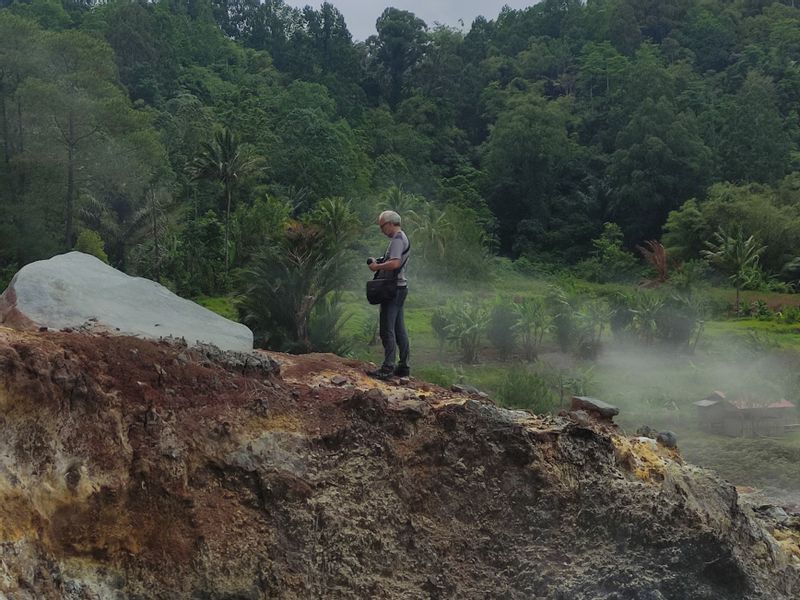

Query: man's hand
left=368, top=260, right=380, bottom=272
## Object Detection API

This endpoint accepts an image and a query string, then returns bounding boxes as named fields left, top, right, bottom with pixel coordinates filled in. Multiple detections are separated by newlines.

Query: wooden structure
left=693, top=391, right=797, bottom=438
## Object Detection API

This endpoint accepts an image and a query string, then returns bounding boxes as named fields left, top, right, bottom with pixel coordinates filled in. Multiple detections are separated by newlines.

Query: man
left=367, top=210, right=410, bottom=380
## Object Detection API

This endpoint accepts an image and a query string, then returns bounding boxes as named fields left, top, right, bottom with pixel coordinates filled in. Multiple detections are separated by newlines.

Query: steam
left=591, top=339, right=800, bottom=507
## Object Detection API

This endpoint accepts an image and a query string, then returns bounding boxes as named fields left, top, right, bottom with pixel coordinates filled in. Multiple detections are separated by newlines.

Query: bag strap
left=373, top=236, right=411, bottom=281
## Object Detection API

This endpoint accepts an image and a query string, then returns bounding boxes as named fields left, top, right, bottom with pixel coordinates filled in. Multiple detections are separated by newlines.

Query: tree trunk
left=151, top=189, right=160, bottom=281
left=1, top=82, right=9, bottom=165
left=15, top=75, right=25, bottom=194
left=65, top=113, right=75, bottom=250
left=224, top=182, right=231, bottom=274
left=15, top=75, right=22, bottom=154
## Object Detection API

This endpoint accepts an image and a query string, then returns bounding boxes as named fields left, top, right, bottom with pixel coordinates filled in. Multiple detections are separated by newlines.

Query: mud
left=0, top=327, right=797, bottom=599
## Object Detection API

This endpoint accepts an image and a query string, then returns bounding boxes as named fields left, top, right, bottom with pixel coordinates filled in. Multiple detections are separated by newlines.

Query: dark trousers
left=380, top=286, right=409, bottom=369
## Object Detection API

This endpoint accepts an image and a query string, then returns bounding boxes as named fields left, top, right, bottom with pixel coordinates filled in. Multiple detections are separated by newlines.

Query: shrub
left=608, top=292, right=635, bottom=341
left=574, top=223, right=639, bottom=283
left=0, top=263, right=18, bottom=291
left=74, top=230, right=109, bottom=264
left=546, top=285, right=577, bottom=352
left=781, top=306, right=800, bottom=324
left=487, top=301, right=517, bottom=360
left=430, top=308, right=450, bottom=354
left=574, top=299, right=611, bottom=358
left=749, top=299, right=773, bottom=320
left=629, top=293, right=665, bottom=345
left=444, top=300, right=489, bottom=363
left=309, top=294, right=352, bottom=355
left=513, top=297, right=551, bottom=361
left=497, top=369, right=559, bottom=413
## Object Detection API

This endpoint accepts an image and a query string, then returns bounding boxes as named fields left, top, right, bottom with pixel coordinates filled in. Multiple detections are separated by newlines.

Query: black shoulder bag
left=366, top=238, right=411, bottom=305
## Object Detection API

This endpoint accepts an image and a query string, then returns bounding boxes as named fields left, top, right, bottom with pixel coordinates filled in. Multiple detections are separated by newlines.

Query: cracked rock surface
left=0, top=328, right=797, bottom=599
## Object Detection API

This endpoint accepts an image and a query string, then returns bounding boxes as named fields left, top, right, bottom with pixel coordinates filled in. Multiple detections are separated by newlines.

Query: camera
left=367, top=257, right=386, bottom=266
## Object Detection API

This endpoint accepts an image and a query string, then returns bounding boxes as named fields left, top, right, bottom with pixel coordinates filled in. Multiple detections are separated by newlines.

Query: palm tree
left=380, top=185, right=420, bottom=218
left=311, top=197, right=360, bottom=247
left=702, top=227, right=765, bottom=315
left=239, top=222, right=345, bottom=351
left=191, top=128, right=260, bottom=273
left=410, top=202, right=450, bottom=261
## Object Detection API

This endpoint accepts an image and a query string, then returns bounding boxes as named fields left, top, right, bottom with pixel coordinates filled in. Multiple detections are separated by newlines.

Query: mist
left=590, top=339, right=800, bottom=508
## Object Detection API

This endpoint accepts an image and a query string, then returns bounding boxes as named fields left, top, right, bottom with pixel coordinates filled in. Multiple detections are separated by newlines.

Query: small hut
left=693, top=392, right=796, bottom=437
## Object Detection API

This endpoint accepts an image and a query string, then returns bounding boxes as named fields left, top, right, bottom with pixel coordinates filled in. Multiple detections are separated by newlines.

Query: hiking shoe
left=393, top=365, right=410, bottom=377
left=367, top=366, right=394, bottom=380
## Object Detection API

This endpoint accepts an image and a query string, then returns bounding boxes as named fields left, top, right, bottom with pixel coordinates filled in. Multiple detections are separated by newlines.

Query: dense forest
left=1, top=0, right=799, bottom=330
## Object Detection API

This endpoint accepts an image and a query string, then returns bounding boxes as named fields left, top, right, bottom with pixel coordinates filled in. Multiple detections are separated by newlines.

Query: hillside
left=0, top=328, right=797, bottom=599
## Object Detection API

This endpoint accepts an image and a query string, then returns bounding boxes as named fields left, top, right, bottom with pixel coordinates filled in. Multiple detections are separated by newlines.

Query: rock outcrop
left=0, top=252, right=253, bottom=351
left=0, top=328, right=797, bottom=599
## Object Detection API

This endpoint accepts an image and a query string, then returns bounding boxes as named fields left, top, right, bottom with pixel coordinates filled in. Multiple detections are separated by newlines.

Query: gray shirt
left=380, top=230, right=410, bottom=286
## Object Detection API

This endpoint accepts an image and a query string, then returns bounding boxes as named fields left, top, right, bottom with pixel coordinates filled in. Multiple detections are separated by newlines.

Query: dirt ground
left=0, top=327, right=797, bottom=599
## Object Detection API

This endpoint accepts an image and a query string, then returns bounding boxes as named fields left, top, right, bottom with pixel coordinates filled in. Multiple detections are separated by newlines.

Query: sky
left=285, top=1, right=537, bottom=42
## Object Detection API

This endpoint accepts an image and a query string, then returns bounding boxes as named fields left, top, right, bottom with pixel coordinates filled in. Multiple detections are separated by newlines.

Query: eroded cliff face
left=0, top=327, right=797, bottom=600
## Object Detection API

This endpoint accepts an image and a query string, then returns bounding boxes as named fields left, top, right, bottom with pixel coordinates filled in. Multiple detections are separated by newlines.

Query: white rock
left=0, top=252, right=253, bottom=351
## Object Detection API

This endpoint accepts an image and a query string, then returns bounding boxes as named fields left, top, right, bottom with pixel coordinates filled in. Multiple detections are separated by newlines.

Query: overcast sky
left=285, top=1, right=537, bottom=42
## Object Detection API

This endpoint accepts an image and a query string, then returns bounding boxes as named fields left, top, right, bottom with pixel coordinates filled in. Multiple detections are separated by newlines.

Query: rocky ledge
left=0, top=328, right=797, bottom=599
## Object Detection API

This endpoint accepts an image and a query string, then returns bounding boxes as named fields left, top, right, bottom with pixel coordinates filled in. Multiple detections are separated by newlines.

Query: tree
left=272, top=107, right=367, bottom=200
left=608, top=96, right=712, bottom=243
left=367, top=8, right=428, bottom=108
left=483, top=91, right=583, bottom=254
left=718, top=71, right=791, bottom=184
left=702, top=227, right=766, bottom=314
left=18, top=28, right=160, bottom=252
left=191, top=127, right=260, bottom=273
left=238, top=220, right=355, bottom=351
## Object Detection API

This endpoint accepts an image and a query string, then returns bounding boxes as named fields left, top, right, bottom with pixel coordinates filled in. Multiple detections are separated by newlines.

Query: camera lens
left=367, top=258, right=374, bottom=265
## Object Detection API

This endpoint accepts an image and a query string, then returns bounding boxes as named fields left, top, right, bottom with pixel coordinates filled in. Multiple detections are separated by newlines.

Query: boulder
left=570, top=396, right=620, bottom=420
left=0, top=252, right=253, bottom=352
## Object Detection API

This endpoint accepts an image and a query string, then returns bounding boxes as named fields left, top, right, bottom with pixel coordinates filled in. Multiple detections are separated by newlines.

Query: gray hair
left=378, top=210, right=401, bottom=225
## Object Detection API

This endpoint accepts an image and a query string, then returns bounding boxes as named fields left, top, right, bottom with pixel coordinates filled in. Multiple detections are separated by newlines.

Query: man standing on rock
left=367, top=210, right=411, bottom=380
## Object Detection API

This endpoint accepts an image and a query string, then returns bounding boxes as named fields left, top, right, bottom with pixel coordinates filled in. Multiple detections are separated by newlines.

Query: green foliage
left=414, top=364, right=455, bottom=388
left=487, top=301, right=517, bottom=360
left=231, top=196, right=291, bottom=267
left=575, top=223, right=639, bottom=283
left=309, top=294, right=352, bottom=356
left=74, top=229, right=109, bottom=264
left=238, top=219, right=356, bottom=352
left=702, top=227, right=766, bottom=313
left=497, top=368, right=559, bottom=414
left=165, top=211, right=227, bottom=296
left=444, top=300, right=489, bottom=364
left=0, top=263, right=18, bottom=291
left=191, top=127, right=261, bottom=272
left=664, top=183, right=800, bottom=279
left=608, top=288, right=708, bottom=350
left=407, top=201, right=492, bottom=281
left=628, top=293, right=665, bottom=345
left=546, top=285, right=578, bottom=352
left=3, top=0, right=800, bottom=327
left=430, top=308, right=450, bottom=354
left=195, top=295, right=238, bottom=321
left=512, top=297, right=551, bottom=361
left=483, top=90, right=583, bottom=256
left=574, top=299, right=611, bottom=358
